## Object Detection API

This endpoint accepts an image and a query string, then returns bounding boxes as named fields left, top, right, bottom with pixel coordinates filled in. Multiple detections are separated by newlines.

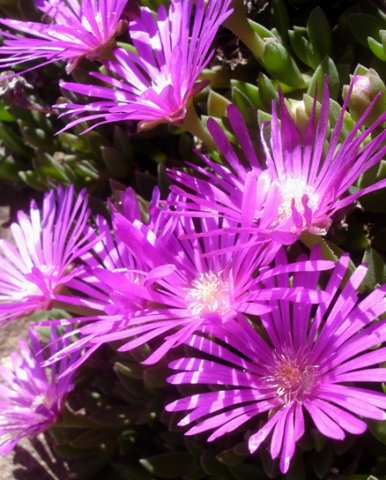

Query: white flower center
left=277, top=177, right=319, bottom=222
left=149, top=68, right=173, bottom=95
left=186, top=272, right=230, bottom=316
left=265, top=350, right=318, bottom=404
left=31, top=393, right=47, bottom=409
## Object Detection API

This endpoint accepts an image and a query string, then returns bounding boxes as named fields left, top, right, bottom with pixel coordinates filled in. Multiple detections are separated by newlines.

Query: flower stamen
left=186, top=271, right=230, bottom=316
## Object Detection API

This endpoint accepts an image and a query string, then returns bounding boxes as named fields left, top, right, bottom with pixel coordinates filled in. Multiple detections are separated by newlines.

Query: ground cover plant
left=0, top=0, right=385, bottom=479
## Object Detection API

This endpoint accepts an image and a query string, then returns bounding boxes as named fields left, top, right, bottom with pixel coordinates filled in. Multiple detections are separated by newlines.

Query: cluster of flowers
left=1, top=92, right=386, bottom=471
left=0, top=0, right=386, bottom=475
left=0, top=0, right=233, bottom=129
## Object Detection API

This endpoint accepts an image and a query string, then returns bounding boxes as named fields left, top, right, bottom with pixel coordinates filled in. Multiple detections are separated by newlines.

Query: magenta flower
left=0, top=327, right=79, bottom=456
left=69, top=192, right=333, bottom=365
left=169, top=78, right=386, bottom=245
left=57, top=0, right=233, bottom=130
left=0, top=185, right=95, bottom=327
left=0, top=0, right=128, bottom=74
left=167, top=252, right=386, bottom=473
left=62, top=187, right=145, bottom=314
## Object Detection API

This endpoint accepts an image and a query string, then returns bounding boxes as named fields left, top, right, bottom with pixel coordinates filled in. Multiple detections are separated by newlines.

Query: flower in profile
left=0, top=185, right=95, bottom=327
left=0, top=0, right=129, bottom=74
left=70, top=192, right=332, bottom=365
left=0, top=327, right=79, bottom=455
left=167, top=253, right=386, bottom=473
left=57, top=0, right=233, bottom=130
left=169, top=77, right=386, bottom=245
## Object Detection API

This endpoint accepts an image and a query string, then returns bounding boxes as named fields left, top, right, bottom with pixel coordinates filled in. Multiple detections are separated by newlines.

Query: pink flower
left=0, top=327, right=80, bottom=455
left=0, top=185, right=94, bottom=327
left=64, top=192, right=332, bottom=365
left=169, top=78, right=386, bottom=245
left=57, top=0, right=233, bottom=130
left=0, top=0, right=128, bottom=73
left=167, top=251, right=386, bottom=473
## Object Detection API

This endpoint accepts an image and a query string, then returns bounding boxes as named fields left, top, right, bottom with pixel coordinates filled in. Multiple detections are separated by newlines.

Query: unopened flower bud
left=343, top=69, right=386, bottom=125
left=286, top=99, right=309, bottom=136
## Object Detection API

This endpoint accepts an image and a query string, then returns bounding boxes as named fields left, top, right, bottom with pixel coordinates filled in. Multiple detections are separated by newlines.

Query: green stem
left=180, top=104, right=216, bottom=150
left=224, top=0, right=265, bottom=60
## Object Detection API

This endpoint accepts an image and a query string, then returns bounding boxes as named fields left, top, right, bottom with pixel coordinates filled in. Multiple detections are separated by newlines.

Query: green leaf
left=358, top=160, right=386, bottom=213
left=263, top=40, right=306, bottom=88
left=257, top=73, right=279, bottom=111
left=228, top=462, right=266, bottom=480
left=200, top=66, right=232, bottom=89
left=271, top=0, right=290, bottom=43
left=368, top=420, right=386, bottom=445
left=216, top=448, right=245, bottom=466
left=200, top=450, right=232, bottom=477
left=248, top=19, right=277, bottom=40
left=20, top=125, right=56, bottom=151
left=54, top=443, right=102, bottom=459
left=231, top=87, right=256, bottom=123
left=311, top=443, right=335, bottom=478
left=0, top=101, right=16, bottom=122
left=234, top=81, right=261, bottom=108
left=307, top=56, right=339, bottom=100
left=110, top=462, right=155, bottom=480
left=182, top=466, right=206, bottom=480
left=57, top=132, right=90, bottom=152
left=348, top=13, right=384, bottom=47
left=368, top=34, right=386, bottom=62
left=70, top=429, right=120, bottom=449
left=288, top=28, right=318, bottom=69
left=140, top=452, right=194, bottom=479
left=67, top=445, right=115, bottom=479
left=342, top=223, right=370, bottom=252
left=0, top=122, right=32, bottom=157
left=0, top=156, right=19, bottom=181
left=74, top=160, right=100, bottom=180
left=260, top=446, right=280, bottom=478
left=143, top=363, right=169, bottom=389
left=207, top=90, right=231, bottom=118
left=101, top=145, right=131, bottom=178
left=38, top=153, right=72, bottom=183
left=307, top=7, right=332, bottom=59
left=89, top=406, right=138, bottom=428
left=113, top=125, right=134, bottom=159
left=18, top=170, right=46, bottom=190
left=362, top=248, right=386, bottom=291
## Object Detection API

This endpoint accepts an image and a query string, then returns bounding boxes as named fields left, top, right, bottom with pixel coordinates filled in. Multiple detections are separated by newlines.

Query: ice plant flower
left=0, top=327, right=79, bottom=455
left=0, top=185, right=95, bottom=327
left=65, top=192, right=333, bottom=365
left=169, top=78, right=386, bottom=245
left=57, top=0, right=233, bottom=130
left=167, top=251, right=386, bottom=473
left=63, top=188, right=146, bottom=314
left=0, top=0, right=129, bottom=74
